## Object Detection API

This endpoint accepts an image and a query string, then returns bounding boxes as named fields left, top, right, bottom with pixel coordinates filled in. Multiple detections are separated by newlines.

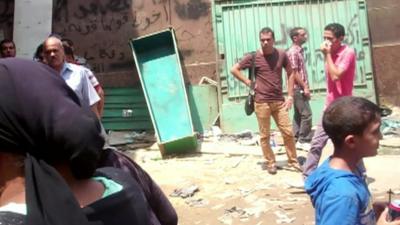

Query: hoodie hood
left=304, top=157, right=362, bottom=206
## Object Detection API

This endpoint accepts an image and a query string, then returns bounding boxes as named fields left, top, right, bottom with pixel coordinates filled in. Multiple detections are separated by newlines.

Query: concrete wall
left=367, top=0, right=400, bottom=106
left=52, top=0, right=216, bottom=87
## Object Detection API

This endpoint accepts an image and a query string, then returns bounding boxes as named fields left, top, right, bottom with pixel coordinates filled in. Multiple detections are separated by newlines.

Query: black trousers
left=292, top=89, right=313, bottom=143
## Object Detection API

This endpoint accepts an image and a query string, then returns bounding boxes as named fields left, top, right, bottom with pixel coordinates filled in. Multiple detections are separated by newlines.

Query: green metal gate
left=213, top=0, right=375, bottom=133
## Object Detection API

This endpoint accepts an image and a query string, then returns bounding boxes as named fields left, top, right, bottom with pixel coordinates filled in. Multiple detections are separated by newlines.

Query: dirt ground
left=121, top=140, right=390, bottom=225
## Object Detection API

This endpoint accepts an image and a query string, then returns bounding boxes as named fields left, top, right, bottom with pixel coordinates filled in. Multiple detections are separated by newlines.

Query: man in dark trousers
left=287, top=27, right=312, bottom=151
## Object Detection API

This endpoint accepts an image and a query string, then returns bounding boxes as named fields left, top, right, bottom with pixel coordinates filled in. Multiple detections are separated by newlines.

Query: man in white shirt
left=43, top=36, right=100, bottom=118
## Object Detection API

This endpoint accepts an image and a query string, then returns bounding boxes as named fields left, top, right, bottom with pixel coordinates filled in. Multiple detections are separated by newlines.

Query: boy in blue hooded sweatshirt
left=305, top=96, right=400, bottom=225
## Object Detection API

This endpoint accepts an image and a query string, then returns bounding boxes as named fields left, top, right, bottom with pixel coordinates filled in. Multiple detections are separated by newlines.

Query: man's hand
left=377, top=208, right=400, bottom=225
left=284, top=96, right=293, bottom=110
left=245, top=79, right=252, bottom=87
left=320, top=40, right=332, bottom=55
left=303, top=87, right=311, bottom=99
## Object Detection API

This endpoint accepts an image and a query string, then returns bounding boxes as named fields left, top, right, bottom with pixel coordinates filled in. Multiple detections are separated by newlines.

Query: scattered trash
left=232, top=155, right=247, bottom=168
left=225, top=206, right=249, bottom=219
left=218, top=214, right=233, bottom=225
left=214, top=191, right=235, bottom=199
left=211, top=126, right=223, bottom=137
left=274, top=210, right=296, bottom=224
left=234, top=130, right=253, bottom=139
left=381, top=118, right=400, bottom=136
left=245, top=205, right=267, bottom=218
left=224, top=177, right=235, bottom=185
left=286, top=196, right=308, bottom=202
left=198, top=76, right=218, bottom=86
left=211, top=203, right=225, bottom=210
left=254, top=184, right=274, bottom=191
left=108, top=131, right=156, bottom=147
left=239, top=137, right=259, bottom=146
left=279, top=205, right=294, bottom=211
left=284, top=178, right=305, bottom=189
left=238, top=187, right=255, bottom=197
left=298, top=156, right=307, bottom=166
left=218, top=207, right=250, bottom=224
left=185, top=198, right=208, bottom=207
left=170, top=185, right=199, bottom=198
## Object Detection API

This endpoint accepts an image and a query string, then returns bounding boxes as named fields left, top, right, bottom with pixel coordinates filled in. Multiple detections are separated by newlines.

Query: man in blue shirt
left=43, top=36, right=100, bottom=118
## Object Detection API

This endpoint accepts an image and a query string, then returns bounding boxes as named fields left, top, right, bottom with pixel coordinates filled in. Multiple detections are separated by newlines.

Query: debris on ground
left=107, top=130, right=156, bottom=149
left=218, top=206, right=251, bottom=224
left=381, top=118, right=400, bottom=136
left=232, top=155, right=247, bottom=168
left=170, top=185, right=199, bottom=198
left=274, top=210, right=295, bottom=224
left=185, top=198, right=209, bottom=207
left=105, top=123, right=400, bottom=224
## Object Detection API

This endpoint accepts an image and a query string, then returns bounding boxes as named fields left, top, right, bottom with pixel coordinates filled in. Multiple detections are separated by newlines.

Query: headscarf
left=0, top=58, right=104, bottom=225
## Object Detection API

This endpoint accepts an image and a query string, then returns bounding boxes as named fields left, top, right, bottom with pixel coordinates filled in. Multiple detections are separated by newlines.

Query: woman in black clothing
left=0, top=58, right=149, bottom=225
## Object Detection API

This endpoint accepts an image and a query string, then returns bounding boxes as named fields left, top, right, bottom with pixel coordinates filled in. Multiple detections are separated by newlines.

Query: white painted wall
left=13, top=0, right=52, bottom=59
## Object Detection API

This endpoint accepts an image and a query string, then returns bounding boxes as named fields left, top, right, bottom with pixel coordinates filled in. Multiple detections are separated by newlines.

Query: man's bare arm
left=230, top=63, right=251, bottom=87
left=325, top=53, right=344, bottom=81
left=293, top=70, right=311, bottom=98
left=320, top=41, right=344, bottom=81
left=283, top=65, right=294, bottom=110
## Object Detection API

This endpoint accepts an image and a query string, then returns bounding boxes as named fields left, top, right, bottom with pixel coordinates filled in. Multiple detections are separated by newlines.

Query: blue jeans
left=302, top=122, right=329, bottom=177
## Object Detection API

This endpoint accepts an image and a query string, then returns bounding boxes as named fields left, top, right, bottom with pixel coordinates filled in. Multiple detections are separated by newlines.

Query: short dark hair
left=62, top=43, right=74, bottom=57
left=61, top=38, right=74, bottom=47
left=289, top=27, right=305, bottom=41
left=33, top=43, right=44, bottom=61
left=259, top=27, right=275, bottom=40
left=324, top=23, right=345, bottom=38
left=322, top=96, right=381, bottom=148
left=0, top=39, right=15, bottom=50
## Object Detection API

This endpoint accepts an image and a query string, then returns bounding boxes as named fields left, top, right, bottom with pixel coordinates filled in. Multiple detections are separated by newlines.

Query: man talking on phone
left=302, top=23, right=357, bottom=178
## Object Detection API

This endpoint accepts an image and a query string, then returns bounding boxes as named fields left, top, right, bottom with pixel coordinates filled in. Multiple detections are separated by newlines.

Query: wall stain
left=174, top=0, right=209, bottom=20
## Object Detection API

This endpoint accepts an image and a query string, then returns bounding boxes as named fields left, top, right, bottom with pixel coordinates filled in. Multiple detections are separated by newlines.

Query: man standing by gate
left=302, top=23, right=357, bottom=178
left=287, top=27, right=312, bottom=151
left=230, top=27, right=301, bottom=175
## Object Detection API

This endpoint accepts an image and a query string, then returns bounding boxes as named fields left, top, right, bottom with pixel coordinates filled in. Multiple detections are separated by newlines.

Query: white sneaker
left=295, top=142, right=311, bottom=151
left=285, top=178, right=305, bottom=189
left=301, top=142, right=311, bottom=151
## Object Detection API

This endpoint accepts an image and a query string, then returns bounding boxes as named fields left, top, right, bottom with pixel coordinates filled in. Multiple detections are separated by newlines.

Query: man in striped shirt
left=287, top=27, right=312, bottom=151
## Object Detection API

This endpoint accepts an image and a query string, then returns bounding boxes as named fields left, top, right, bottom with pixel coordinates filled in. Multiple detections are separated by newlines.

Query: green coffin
left=129, top=28, right=197, bottom=156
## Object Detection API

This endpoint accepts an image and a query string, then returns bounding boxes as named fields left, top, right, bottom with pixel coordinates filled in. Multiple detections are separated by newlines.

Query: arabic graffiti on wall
left=52, top=0, right=215, bottom=77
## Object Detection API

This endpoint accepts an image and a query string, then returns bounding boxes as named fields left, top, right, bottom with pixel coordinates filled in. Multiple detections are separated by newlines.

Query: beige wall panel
left=52, top=0, right=215, bottom=87
left=371, top=45, right=400, bottom=106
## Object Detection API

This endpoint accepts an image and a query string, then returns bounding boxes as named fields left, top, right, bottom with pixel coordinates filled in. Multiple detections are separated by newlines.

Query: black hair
left=33, top=43, right=44, bottom=61
left=0, top=39, right=15, bottom=50
left=322, top=96, right=381, bottom=149
left=324, top=23, right=345, bottom=38
left=62, top=43, right=74, bottom=57
left=61, top=38, right=74, bottom=47
left=289, top=27, right=305, bottom=41
left=259, top=27, right=275, bottom=40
